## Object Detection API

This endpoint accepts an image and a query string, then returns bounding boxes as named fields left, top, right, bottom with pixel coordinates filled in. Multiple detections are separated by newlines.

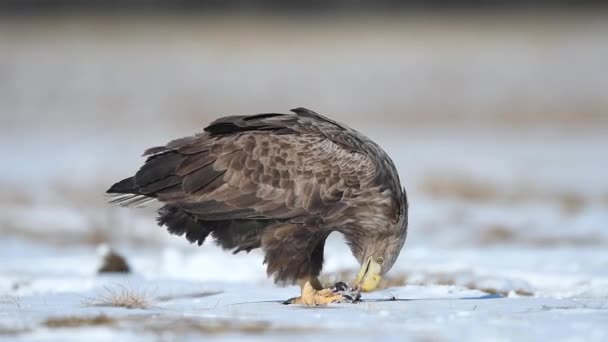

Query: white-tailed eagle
left=107, top=108, right=408, bottom=305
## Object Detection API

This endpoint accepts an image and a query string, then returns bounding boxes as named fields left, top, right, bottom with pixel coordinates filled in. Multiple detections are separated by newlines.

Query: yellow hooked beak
left=354, top=256, right=383, bottom=292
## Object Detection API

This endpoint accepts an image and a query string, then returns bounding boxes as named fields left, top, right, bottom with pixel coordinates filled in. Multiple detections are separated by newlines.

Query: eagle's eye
left=376, top=257, right=384, bottom=265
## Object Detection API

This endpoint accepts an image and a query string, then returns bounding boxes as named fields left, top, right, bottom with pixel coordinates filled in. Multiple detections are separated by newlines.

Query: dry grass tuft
left=84, top=285, right=223, bottom=308
left=45, top=314, right=114, bottom=328
left=83, top=285, right=152, bottom=309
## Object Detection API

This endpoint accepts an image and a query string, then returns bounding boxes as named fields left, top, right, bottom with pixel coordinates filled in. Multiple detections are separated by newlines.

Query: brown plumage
left=107, top=108, right=408, bottom=286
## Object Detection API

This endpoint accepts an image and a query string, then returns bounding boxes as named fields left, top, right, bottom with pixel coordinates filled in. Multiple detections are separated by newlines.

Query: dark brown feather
left=135, top=152, right=182, bottom=187
left=176, top=153, right=215, bottom=176
left=139, top=175, right=181, bottom=195
left=178, top=200, right=258, bottom=220
left=157, top=205, right=212, bottom=246
left=181, top=164, right=225, bottom=194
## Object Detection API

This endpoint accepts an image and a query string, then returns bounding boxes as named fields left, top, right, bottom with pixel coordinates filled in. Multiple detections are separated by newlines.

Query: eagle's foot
left=283, top=281, right=360, bottom=306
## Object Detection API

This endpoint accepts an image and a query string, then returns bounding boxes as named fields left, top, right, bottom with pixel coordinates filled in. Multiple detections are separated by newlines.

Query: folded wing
left=108, top=111, right=377, bottom=222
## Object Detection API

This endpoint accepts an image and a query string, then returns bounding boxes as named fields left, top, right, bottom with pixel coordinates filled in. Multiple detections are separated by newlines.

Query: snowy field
left=1, top=14, right=608, bottom=341
left=2, top=130, right=607, bottom=342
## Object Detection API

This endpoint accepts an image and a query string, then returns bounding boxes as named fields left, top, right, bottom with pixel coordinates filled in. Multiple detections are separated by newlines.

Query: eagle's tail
left=106, top=177, right=154, bottom=207
left=107, top=176, right=136, bottom=194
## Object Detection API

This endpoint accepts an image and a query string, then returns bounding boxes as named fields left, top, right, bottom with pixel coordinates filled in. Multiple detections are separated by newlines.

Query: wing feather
left=176, top=153, right=215, bottom=176
left=114, top=109, right=378, bottom=223
left=182, top=163, right=224, bottom=194
left=139, top=175, right=181, bottom=195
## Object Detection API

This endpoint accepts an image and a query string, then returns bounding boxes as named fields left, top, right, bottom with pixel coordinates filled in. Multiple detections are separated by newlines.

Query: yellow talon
left=286, top=281, right=346, bottom=306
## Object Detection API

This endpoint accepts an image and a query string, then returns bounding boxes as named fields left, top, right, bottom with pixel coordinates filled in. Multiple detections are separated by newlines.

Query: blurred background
left=1, top=1, right=607, bottom=296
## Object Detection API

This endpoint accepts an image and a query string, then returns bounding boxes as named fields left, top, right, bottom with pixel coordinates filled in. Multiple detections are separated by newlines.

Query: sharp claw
left=282, top=297, right=296, bottom=305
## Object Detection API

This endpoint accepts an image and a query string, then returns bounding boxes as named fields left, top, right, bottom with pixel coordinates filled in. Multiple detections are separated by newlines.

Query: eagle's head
left=353, top=188, right=408, bottom=292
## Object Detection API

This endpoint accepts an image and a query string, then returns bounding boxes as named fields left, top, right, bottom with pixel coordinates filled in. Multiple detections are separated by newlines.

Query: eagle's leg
left=301, top=276, right=324, bottom=290
left=283, top=277, right=350, bottom=306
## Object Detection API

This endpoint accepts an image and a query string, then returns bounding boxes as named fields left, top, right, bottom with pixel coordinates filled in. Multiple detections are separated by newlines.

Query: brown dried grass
left=477, top=224, right=518, bottom=245
left=420, top=176, right=589, bottom=216
left=43, top=314, right=318, bottom=335
left=140, top=318, right=315, bottom=335
left=477, top=223, right=605, bottom=247
left=45, top=314, right=114, bottom=328
left=83, top=285, right=152, bottom=309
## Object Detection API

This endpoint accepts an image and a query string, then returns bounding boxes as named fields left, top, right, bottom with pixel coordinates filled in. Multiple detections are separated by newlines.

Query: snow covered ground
left=2, top=129, right=607, bottom=341
left=1, top=14, right=608, bottom=342
left=2, top=239, right=608, bottom=341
